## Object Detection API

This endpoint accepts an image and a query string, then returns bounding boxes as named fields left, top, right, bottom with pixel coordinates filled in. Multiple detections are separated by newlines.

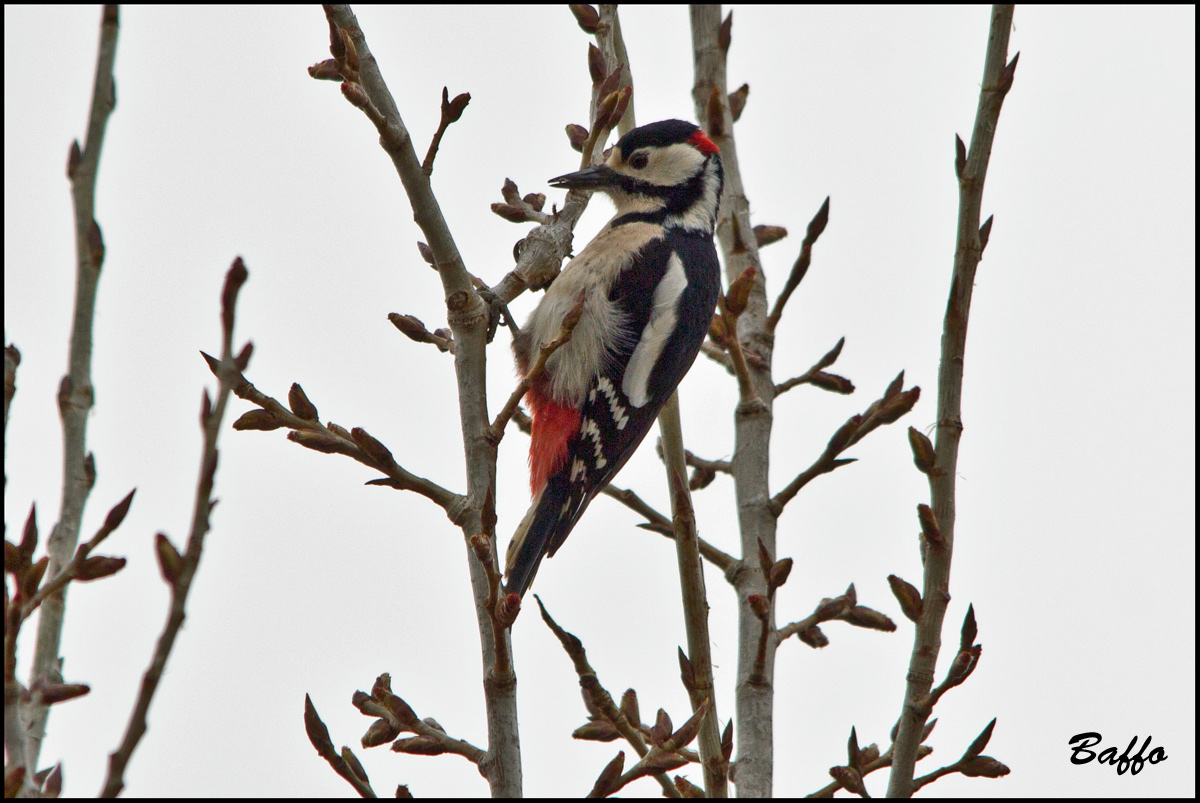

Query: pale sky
left=4, top=5, right=1195, bottom=798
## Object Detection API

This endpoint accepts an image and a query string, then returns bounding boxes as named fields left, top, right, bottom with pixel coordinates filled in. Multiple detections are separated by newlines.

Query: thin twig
left=772, top=376, right=920, bottom=514
left=490, top=292, right=586, bottom=439
left=101, top=258, right=248, bottom=797
left=24, top=5, right=120, bottom=785
left=535, top=598, right=680, bottom=798
left=765, top=196, right=830, bottom=334
left=887, top=6, right=1017, bottom=796
left=773, top=337, right=854, bottom=398
left=209, top=357, right=464, bottom=517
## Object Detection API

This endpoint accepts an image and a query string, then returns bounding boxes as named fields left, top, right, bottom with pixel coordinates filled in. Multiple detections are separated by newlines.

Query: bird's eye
left=629, top=153, right=649, bottom=170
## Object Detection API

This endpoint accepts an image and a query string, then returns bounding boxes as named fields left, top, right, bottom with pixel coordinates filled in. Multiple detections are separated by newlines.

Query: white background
left=4, top=5, right=1194, bottom=798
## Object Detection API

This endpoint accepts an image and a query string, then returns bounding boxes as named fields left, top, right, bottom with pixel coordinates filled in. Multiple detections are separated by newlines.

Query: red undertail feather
left=527, top=387, right=579, bottom=496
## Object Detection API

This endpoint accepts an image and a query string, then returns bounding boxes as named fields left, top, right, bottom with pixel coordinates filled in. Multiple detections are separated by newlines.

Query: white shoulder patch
left=622, top=253, right=688, bottom=407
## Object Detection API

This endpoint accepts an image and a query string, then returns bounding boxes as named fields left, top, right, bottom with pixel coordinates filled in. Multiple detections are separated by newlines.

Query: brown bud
left=522, top=193, right=546, bottom=212
left=753, top=223, right=787, bottom=248
left=491, top=202, right=528, bottom=223
left=757, top=538, right=773, bottom=577
left=587, top=43, right=605, bottom=86
left=718, top=10, right=733, bottom=54
left=155, top=533, right=184, bottom=584
left=814, top=595, right=848, bottom=622
left=829, top=765, right=865, bottom=795
left=639, top=752, right=689, bottom=775
left=569, top=3, right=600, bottom=33
left=728, top=83, right=749, bottom=122
left=589, top=752, right=625, bottom=798
left=67, top=140, right=81, bottom=179
left=288, top=430, right=340, bottom=454
left=960, top=755, right=1010, bottom=778
left=351, top=427, right=393, bottom=468
left=946, top=648, right=976, bottom=685
left=21, top=556, right=47, bottom=598
left=36, top=682, right=91, bottom=705
left=592, top=89, right=620, bottom=132
left=596, top=66, right=622, bottom=110
left=304, top=694, right=335, bottom=757
left=288, top=383, right=320, bottom=421
left=88, top=220, right=105, bottom=270
left=651, top=708, right=673, bottom=748
left=307, top=58, right=344, bottom=81
left=908, top=426, right=936, bottom=475
left=619, top=688, right=641, bottom=729
left=4, top=540, right=19, bottom=574
left=383, top=693, right=420, bottom=732
left=965, top=717, right=996, bottom=760
left=389, top=313, right=433, bottom=343
left=391, top=736, right=444, bottom=755
left=917, top=504, right=943, bottom=548
left=417, top=241, right=435, bottom=265
left=341, top=80, right=370, bottom=110
left=610, top=86, right=633, bottom=130
left=572, top=720, right=620, bottom=741
left=234, top=341, right=253, bottom=372
left=362, top=717, right=401, bottom=748
left=669, top=698, right=709, bottom=748
left=844, top=606, right=896, bottom=631
left=768, top=557, right=793, bottom=591
left=75, top=555, right=126, bottom=582
left=500, top=177, right=521, bottom=205
left=441, top=88, right=470, bottom=123
left=999, top=51, right=1020, bottom=94
left=809, top=372, right=855, bottom=394
left=371, top=672, right=393, bottom=698
left=339, top=29, right=359, bottom=74
left=827, top=414, right=862, bottom=454
left=232, top=409, right=283, bottom=431
left=341, top=747, right=369, bottom=784
left=103, top=489, right=135, bottom=532
left=979, top=215, right=994, bottom=253
left=725, top=265, right=756, bottom=316
left=497, top=592, right=521, bottom=627
left=878, top=386, right=920, bottom=424
left=955, top=134, right=967, bottom=179
left=722, top=718, right=734, bottom=761
left=888, top=574, right=923, bottom=623
left=565, top=123, right=589, bottom=152
left=747, top=593, right=770, bottom=621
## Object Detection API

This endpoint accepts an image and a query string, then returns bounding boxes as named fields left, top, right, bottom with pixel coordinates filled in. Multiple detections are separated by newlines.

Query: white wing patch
left=580, top=417, right=607, bottom=469
left=622, top=253, right=688, bottom=408
left=595, top=376, right=629, bottom=430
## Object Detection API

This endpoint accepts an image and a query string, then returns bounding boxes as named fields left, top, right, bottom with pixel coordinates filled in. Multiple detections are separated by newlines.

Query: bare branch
left=772, top=377, right=920, bottom=514
left=766, top=196, right=830, bottom=333
left=24, top=5, right=120, bottom=785
left=888, top=6, right=1017, bottom=796
left=102, top=257, right=248, bottom=797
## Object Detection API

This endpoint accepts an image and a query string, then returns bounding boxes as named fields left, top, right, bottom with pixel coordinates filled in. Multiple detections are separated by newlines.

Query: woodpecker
left=504, top=118, right=724, bottom=596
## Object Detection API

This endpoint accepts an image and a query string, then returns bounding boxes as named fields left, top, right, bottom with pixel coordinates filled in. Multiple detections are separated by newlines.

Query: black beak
left=548, top=164, right=617, bottom=190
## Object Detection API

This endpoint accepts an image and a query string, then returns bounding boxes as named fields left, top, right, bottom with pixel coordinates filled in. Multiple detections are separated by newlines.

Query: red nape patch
left=689, top=129, right=720, bottom=155
left=527, top=389, right=580, bottom=496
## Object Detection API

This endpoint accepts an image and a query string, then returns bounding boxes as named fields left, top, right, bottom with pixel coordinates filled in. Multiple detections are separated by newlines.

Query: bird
left=504, top=118, right=724, bottom=596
